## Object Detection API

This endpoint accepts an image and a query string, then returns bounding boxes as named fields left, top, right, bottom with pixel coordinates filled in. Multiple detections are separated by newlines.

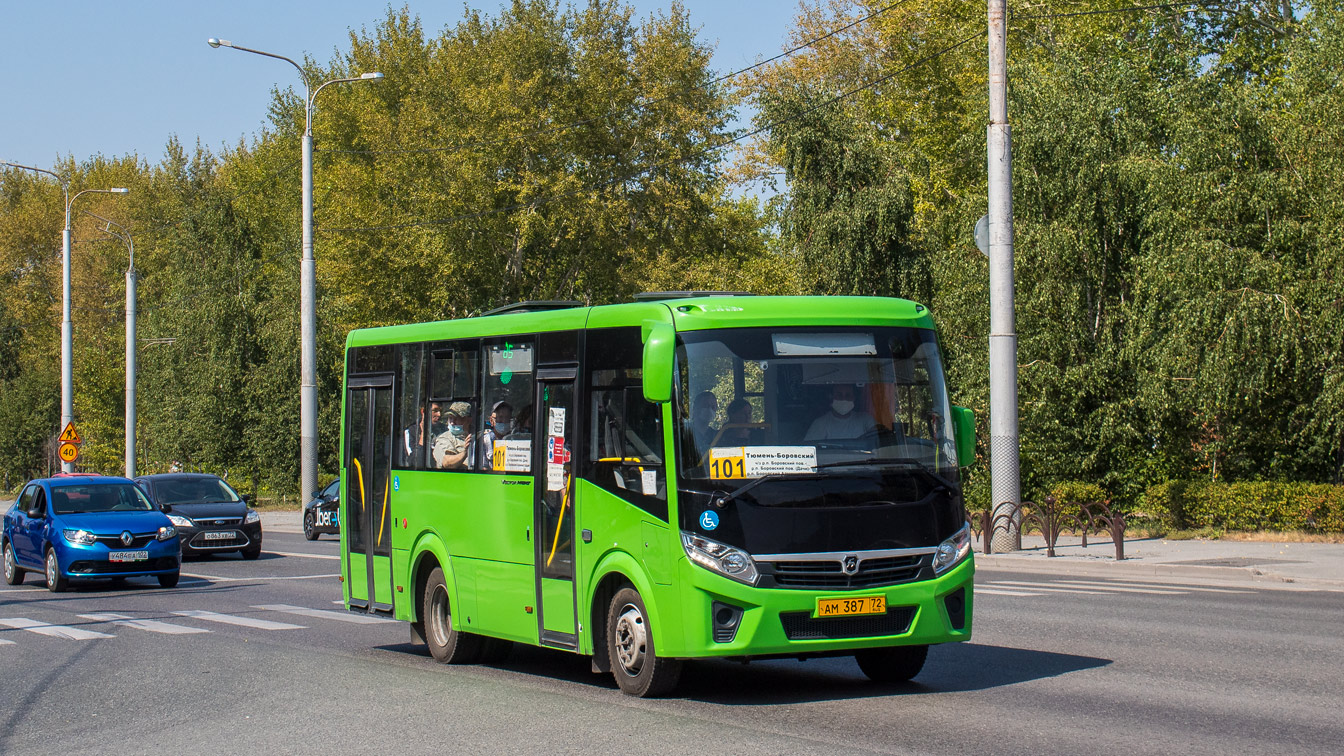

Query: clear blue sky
left=0, top=1, right=798, bottom=169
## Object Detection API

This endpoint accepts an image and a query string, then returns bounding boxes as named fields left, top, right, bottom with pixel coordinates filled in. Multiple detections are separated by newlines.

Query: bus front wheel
left=606, top=587, right=681, bottom=697
left=423, top=567, right=482, bottom=664
left=855, top=644, right=928, bottom=683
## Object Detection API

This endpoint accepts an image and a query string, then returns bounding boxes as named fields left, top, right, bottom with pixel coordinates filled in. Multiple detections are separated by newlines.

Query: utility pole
left=987, top=0, right=1021, bottom=551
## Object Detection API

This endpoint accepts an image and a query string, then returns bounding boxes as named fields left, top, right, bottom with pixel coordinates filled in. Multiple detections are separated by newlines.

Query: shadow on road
left=372, top=639, right=1111, bottom=704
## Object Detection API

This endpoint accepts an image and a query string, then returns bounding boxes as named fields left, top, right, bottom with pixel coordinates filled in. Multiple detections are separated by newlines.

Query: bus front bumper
left=669, top=554, right=973, bottom=659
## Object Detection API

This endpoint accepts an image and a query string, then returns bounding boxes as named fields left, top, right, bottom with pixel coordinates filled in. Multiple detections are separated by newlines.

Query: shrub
left=1140, top=481, right=1344, bottom=532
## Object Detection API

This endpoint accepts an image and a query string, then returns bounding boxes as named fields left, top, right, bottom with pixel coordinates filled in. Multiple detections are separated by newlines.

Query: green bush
left=1141, top=481, right=1344, bottom=532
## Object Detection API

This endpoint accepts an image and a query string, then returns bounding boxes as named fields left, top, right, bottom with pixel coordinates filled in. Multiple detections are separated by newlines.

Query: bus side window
left=396, top=343, right=427, bottom=469
left=427, top=343, right=483, bottom=471
left=586, top=327, right=667, bottom=517
left=481, top=340, right=535, bottom=473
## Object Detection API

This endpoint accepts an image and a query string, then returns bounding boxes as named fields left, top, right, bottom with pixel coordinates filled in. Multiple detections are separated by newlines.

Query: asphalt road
left=2, top=537, right=1341, bottom=755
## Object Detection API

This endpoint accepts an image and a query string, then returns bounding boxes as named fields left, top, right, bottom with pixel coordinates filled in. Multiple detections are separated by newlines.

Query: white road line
left=975, top=588, right=1044, bottom=596
left=0, top=617, right=114, bottom=640
left=267, top=551, right=342, bottom=561
left=79, top=613, right=211, bottom=635
left=0, top=637, right=15, bottom=645
left=991, top=579, right=1185, bottom=595
left=172, top=610, right=306, bottom=630
left=1098, top=579, right=1253, bottom=594
left=180, top=573, right=340, bottom=583
left=332, top=600, right=343, bottom=605
left=253, top=604, right=395, bottom=624
left=978, top=583, right=1108, bottom=595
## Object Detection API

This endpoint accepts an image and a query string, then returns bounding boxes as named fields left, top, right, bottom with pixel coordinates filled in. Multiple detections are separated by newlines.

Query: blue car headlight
left=62, top=529, right=97, bottom=545
left=157, top=525, right=177, bottom=541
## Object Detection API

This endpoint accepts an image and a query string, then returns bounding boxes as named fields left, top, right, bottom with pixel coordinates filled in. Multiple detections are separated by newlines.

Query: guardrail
left=969, top=497, right=1127, bottom=560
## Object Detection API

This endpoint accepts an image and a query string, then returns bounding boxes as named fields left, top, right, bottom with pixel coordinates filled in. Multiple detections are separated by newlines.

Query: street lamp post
left=85, top=211, right=136, bottom=478
left=1, top=160, right=127, bottom=472
left=207, top=37, right=383, bottom=499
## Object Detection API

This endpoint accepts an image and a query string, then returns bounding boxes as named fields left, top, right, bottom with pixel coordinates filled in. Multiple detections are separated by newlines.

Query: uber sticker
left=699, top=510, right=719, bottom=530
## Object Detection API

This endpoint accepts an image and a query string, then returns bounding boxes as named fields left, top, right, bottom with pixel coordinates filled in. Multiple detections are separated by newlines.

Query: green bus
left=339, top=294, right=976, bottom=696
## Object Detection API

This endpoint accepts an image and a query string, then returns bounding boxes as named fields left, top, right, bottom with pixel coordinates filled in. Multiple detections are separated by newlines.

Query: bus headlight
left=932, top=525, right=972, bottom=574
left=681, top=532, right=758, bottom=585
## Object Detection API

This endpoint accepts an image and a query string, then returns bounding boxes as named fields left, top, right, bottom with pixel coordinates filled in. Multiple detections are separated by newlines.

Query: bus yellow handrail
left=545, top=473, right=572, bottom=568
left=376, top=471, right=390, bottom=547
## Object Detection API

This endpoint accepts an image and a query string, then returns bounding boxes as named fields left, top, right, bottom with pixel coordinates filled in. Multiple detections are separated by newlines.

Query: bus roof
left=345, top=295, right=935, bottom=348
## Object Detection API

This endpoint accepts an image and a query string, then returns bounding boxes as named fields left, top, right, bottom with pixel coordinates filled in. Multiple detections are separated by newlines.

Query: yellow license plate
left=816, top=595, right=886, bottom=618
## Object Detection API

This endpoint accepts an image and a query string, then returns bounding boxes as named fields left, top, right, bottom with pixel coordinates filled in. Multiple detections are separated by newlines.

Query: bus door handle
left=582, top=529, right=592, bottom=543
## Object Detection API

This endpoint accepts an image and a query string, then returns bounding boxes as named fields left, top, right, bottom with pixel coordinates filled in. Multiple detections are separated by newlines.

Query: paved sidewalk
left=975, top=534, right=1344, bottom=589
left=260, top=510, right=304, bottom=534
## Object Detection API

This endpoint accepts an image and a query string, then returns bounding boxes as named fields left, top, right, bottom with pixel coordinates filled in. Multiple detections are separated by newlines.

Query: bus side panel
left=398, top=531, right=454, bottom=625
left=471, top=558, right=539, bottom=644
left=439, top=474, right=532, bottom=565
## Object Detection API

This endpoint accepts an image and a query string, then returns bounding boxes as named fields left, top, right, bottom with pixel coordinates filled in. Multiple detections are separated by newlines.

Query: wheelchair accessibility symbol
left=700, top=510, right=719, bottom=530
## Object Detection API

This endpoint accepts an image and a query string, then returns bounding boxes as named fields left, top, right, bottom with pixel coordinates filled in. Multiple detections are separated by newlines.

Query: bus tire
left=607, top=587, right=681, bottom=697
left=423, top=567, right=482, bottom=664
left=855, top=644, right=928, bottom=683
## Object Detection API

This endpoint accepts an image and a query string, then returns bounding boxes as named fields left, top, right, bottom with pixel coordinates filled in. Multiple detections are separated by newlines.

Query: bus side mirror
left=951, top=405, right=976, bottom=467
left=641, top=321, right=674, bottom=403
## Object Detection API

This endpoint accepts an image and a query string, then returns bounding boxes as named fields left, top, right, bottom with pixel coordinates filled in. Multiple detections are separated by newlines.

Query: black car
left=303, top=478, right=340, bottom=541
left=135, top=474, right=262, bottom=559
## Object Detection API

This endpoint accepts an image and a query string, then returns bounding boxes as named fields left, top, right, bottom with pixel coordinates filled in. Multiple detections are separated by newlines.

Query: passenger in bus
left=433, top=401, right=477, bottom=469
left=506, top=404, right=533, bottom=440
left=403, top=401, right=445, bottom=466
left=718, top=397, right=760, bottom=447
left=480, top=401, right=513, bottom=467
left=805, top=384, right=878, bottom=441
left=689, top=390, right=719, bottom=454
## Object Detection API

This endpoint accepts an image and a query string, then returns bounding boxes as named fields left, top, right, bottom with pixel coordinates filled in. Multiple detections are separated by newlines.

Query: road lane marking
left=173, top=610, right=306, bottom=630
left=1101, top=579, right=1252, bottom=594
left=975, top=588, right=1044, bottom=596
left=991, top=579, right=1185, bottom=595
left=181, top=573, right=340, bottom=583
left=0, top=637, right=14, bottom=645
left=267, top=551, right=342, bottom=561
left=253, top=604, right=395, bottom=624
left=0, top=617, right=114, bottom=640
left=978, top=583, right=1107, bottom=595
left=79, top=613, right=211, bottom=635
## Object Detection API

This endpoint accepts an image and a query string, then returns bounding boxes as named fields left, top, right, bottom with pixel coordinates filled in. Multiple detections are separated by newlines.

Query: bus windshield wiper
left=812, top=458, right=959, bottom=493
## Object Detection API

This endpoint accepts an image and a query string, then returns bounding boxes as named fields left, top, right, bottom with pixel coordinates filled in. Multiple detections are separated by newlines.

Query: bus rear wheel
left=855, top=644, right=928, bottom=683
left=423, top=567, right=482, bottom=664
left=606, top=587, right=681, bottom=697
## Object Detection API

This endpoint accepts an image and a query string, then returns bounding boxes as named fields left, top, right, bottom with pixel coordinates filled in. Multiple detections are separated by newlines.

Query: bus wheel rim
left=429, top=585, right=451, bottom=646
left=614, top=603, right=647, bottom=674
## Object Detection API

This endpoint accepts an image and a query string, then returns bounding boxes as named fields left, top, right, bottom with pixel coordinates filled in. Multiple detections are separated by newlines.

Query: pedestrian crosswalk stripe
left=78, top=613, right=210, bottom=635
left=1100, top=579, right=1252, bottom=594
left=979, top=583, right=1108, bottom=595
left=989, top=579, right=1184, bottom=595
left=0, top=617, right=114, bottom=640
left=0, top=637, right=14, bottom=645
left=172, top=610, right=306, bottom=630
left=975, top=588, right=1044, bottom=596
left=253, top=604, right=395, bottom=624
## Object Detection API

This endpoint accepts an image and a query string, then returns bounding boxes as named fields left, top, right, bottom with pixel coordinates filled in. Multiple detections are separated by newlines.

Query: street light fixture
left=84, top=211, right=137, bottom=478
left=1, top=160, right=127, bottom=472
left=207, top=37, right=383, bottom=500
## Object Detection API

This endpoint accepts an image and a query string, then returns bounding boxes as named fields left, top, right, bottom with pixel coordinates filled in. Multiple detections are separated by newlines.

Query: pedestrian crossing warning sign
left=58, top=422, right=81, bottom=444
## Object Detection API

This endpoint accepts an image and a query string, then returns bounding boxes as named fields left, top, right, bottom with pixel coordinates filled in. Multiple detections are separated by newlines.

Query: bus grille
left=767, top=555, right=925, bottom=589
left=779, top=607, right=916, bottom=640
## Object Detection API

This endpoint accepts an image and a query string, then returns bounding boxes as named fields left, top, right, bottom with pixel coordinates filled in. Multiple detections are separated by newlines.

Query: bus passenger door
left=534, top=369, right=578, bottom=648
left=345, top=376, right=396, bottom=614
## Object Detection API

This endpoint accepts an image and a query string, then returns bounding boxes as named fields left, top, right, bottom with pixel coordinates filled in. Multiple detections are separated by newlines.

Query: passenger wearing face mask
left=805, top=384, right=877, bottom=441
left=480, top=400, right=513, bottom=468
left=432, top=402, right=478, bottom=469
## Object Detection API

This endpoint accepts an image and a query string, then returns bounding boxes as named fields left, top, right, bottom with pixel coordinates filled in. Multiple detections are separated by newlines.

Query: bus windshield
left=677, top=327, right=957, bottom=481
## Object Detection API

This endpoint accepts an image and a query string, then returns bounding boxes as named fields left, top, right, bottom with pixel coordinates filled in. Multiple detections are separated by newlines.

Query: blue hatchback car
left=3, top=476, right=181, bottom=591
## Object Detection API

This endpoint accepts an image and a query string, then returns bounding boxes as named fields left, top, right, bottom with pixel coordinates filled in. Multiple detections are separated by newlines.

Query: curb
left=972, top=553, right=1344, bottom=590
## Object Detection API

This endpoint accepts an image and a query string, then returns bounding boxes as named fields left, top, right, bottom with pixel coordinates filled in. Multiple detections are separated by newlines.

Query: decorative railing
left=969, top=497, right=1126, bottom=560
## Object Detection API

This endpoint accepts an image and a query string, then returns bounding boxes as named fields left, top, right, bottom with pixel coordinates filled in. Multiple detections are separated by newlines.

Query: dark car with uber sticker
left=303, top=478, right=340, bottom=541
left=135, top=473, right=262, bottom=559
